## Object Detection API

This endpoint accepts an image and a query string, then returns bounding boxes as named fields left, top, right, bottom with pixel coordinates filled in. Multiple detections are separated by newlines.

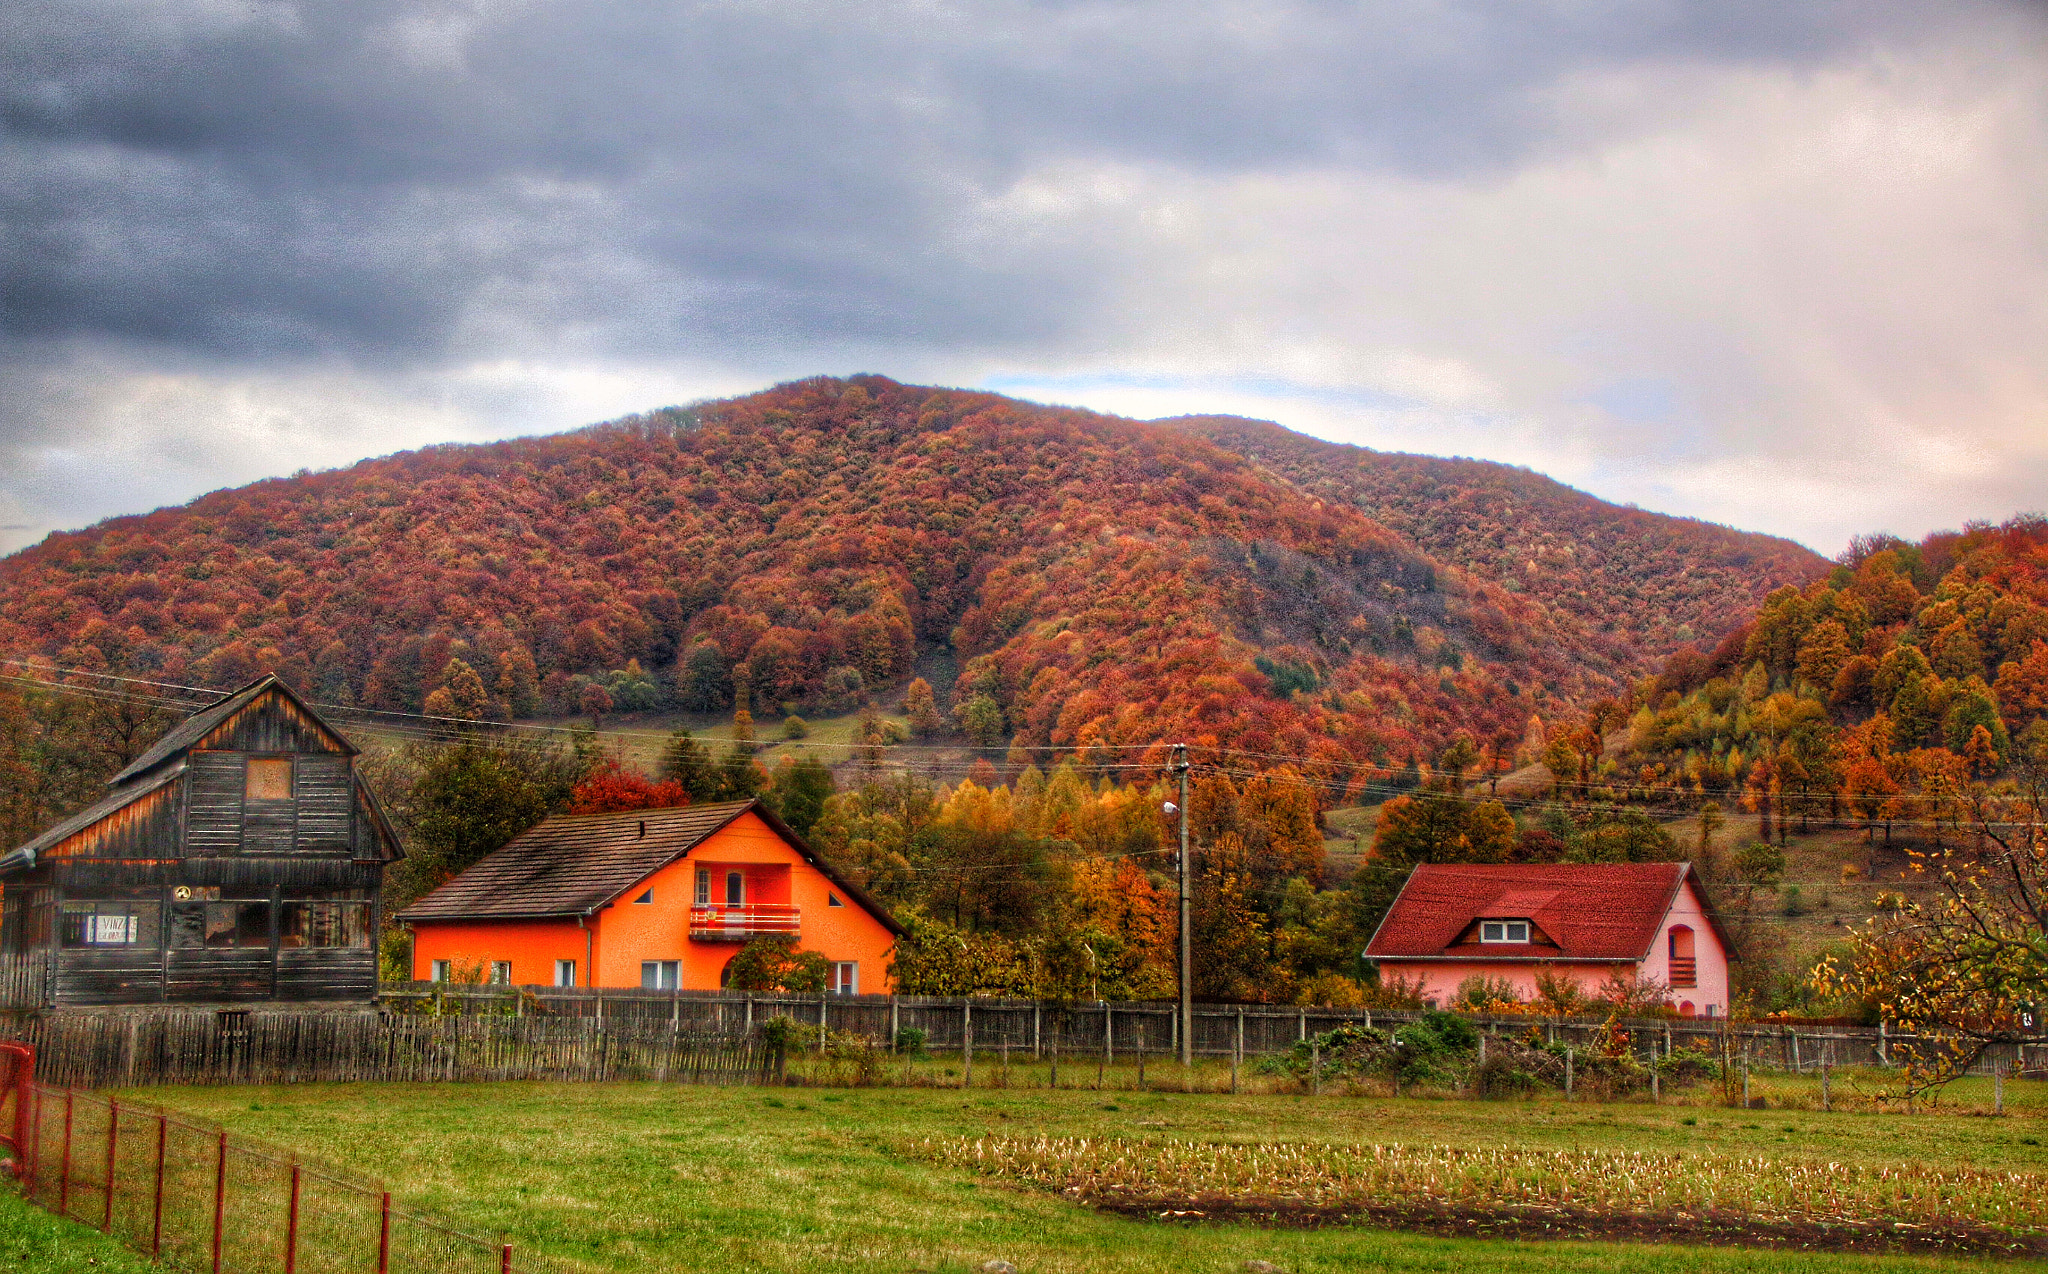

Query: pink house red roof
left=1366, top=862, right=1725, bottom=963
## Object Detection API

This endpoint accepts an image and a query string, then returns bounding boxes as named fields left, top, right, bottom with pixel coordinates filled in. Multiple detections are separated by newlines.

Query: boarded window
left=203, top=901, right=270, bottom=949
left=279, top=901, right=371, bottom=949
left=245, top=757, right=294, bottom=801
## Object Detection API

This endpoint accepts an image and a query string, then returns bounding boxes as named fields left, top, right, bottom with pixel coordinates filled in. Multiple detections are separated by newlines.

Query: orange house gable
left=398, top=799, right=903, bottom=993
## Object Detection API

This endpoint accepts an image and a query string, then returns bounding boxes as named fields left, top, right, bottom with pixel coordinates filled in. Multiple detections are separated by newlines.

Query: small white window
left=642, top=960, right=680, bottom=990
left=695, top=869, right=709, bottom=906
left=634, top=889, right=653, bottom=905
left=827, top=892, right=844, bottom=908
left=490, top=961, right=512, bottom=985
left=1479, top=920, right=1530, bottom=944
left=832, top=961, right=858, bottom=996
left=554, top=959, right=577, bottom=987
left=430, top=959, right=451, bottom=983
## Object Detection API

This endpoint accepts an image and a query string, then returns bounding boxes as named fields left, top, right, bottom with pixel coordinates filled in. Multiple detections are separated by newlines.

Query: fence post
left=1310, top=1042, right=1320, bottom=1097
left=378, top=1190, right=392, bottom=1274
left=963, top=1004, right=973, bottom=1089
left=151, top=1114, right=165, bottom=1254
left=1564, top=1048, right=1574, bottom=1099
left=890, top=997, right=900, bottom=1052
left=1033, top=1003, right=1041, bottom=1060
left=1232, top=1010, right=1242, bottom=1095
left=502, top=1242, right=514, bottom=1274
left=59, top=1090, right=72, bottom=1218
left=1995, top=1062, right=2005, bottom=1116
left=102, top=1099, right=117, bottom=1232
left=211, top=1129, right=226, bottom=1274
left=1099, top=1006, right=1109, bottom=1089
left=1822, top=1052, right=1831, bottom=1112
left=285, top=1163, right=301, bottom=1274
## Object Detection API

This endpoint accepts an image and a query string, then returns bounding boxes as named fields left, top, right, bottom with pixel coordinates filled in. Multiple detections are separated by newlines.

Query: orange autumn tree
left=567, top=759, right=689, bottom=814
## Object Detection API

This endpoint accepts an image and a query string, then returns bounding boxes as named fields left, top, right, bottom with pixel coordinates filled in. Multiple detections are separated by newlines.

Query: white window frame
left=827, top=892, right=844, bottom=908
left=1479, top=919, right=1530, bottom=944
left=430, top=959, right=451, bottom=983
left=832, top=961, right=858, bottom=996
left=695, top=868, right=709, bottom=906
left=642, top=960, right=681, bottom=990
left=554, top=958, right=577, bottom=987
left=634, top=888, right=654, bottom=905
left=490, top=961, right=512, bottom=985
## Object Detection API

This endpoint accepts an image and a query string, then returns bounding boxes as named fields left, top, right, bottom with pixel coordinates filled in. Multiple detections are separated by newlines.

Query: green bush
left=781, top=715, right=809, bottom=740
left=893, top=1026, right=929, bottom=1056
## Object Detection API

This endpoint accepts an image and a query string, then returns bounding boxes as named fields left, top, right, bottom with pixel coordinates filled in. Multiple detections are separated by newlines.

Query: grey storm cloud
left=0, top=0, right=2043, bottom=556
left=1, top=0, right=2007, bottom=362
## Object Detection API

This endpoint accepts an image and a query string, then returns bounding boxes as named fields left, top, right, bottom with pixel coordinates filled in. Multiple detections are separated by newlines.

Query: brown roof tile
left=397, top=798, right=903, bottom=933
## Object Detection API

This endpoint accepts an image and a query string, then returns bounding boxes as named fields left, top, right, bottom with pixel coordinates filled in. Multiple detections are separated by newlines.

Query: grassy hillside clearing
left=130, top=1079, right=2047, bottom=1274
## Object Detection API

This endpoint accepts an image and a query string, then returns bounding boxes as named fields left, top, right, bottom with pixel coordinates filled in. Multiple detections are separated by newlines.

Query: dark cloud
left=0, top=0, right=2041, bottom=557
left=1, top=0, right=2017, bottom=363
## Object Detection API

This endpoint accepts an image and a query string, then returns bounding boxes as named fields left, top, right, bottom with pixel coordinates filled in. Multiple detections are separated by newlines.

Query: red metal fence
left=1, top=1046, right=577, bottom=1274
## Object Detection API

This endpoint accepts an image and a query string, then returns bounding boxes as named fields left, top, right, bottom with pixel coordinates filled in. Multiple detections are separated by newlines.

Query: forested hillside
left=1621, top=516, right=2048, bottom=821
left=1169, top=416, right=1825, bottom=670
left=0, top=376, right=1699, bottom=778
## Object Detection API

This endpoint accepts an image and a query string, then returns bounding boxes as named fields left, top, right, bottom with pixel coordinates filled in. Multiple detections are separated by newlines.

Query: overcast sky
left=4, top=1, right=2044, bottom=557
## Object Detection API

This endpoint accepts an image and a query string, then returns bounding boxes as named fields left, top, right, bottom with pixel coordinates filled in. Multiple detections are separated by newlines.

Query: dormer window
left=1480, top=919, right=1531, bottom=944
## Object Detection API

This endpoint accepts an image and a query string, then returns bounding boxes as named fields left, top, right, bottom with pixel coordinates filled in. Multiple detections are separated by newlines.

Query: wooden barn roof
left=1365, top=862, right=1728, bottom=963
left=397, top=798, right=905, bottom=933
left=0, top=764, right=185, bottom=875
left=110, top=675, right=355, bottom=785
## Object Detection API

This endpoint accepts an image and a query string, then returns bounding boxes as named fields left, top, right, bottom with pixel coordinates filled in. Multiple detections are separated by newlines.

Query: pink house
left=1365, top=862, right=1732, bottom=1018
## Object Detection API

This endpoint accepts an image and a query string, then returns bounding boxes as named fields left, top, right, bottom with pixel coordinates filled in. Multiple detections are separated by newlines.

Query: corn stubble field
left=0, top=1067, right=2015, bottom=1274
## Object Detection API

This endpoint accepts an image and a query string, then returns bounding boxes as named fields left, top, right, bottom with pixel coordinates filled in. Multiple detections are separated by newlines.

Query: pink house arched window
left=1667, top=925, right=1696, bottom=988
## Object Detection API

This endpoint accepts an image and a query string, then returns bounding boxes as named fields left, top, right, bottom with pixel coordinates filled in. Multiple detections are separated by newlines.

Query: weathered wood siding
left=41, top=782, right=181, bottom=861
left=183, top=752, right=245, bottom=855
left=277, top=949, right=377, bottom=1001
left=295, top=755, right=353, bottom=852
left=351, top=781, right=390, bottom=861
left=54, top=948, right=164, bottom=1006
left=196, top=695, right=348, bottom=757
left=167, top=949, right=273, bottom=1002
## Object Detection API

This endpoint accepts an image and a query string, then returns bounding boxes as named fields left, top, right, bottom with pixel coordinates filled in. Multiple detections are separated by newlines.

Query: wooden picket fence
left=0, top=1012, right=771, bottom=1089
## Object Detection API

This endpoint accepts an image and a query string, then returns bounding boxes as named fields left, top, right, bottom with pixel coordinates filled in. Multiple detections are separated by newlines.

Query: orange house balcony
left=689, top=904, right=801, bottom=941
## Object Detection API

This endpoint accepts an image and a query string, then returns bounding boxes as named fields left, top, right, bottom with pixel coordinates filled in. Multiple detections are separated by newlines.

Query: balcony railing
left=1669, top=956, right=1697, bottom=988
left=689, top=905, right=801, bottom=941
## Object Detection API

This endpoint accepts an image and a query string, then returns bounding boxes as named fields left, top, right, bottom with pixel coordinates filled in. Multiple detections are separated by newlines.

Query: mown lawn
left=122, top=1077, right=2048, bottom=1274
left=0, top=1186, right=158, bottom=1274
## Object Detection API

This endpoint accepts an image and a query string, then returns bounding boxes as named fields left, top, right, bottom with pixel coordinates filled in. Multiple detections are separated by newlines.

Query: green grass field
left=0, top=1186, right=158, bottom=1274
left=100, top=1075, right=2046, bottom=1274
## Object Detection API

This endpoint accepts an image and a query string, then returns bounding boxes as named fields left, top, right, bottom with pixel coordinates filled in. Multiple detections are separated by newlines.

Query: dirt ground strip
left=1082, top=1193, right=2048, bottom=1261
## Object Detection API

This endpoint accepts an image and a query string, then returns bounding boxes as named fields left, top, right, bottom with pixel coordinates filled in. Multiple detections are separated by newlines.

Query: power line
left=1, top=656, right=2034, bottom=832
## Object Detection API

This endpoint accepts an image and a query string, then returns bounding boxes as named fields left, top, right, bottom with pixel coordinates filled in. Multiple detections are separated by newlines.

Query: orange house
left=398, top=799, right=903, bottom=993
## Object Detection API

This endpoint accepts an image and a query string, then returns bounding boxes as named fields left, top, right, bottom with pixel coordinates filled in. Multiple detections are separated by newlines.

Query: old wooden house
left=0, top=676, right=401, bottom=1009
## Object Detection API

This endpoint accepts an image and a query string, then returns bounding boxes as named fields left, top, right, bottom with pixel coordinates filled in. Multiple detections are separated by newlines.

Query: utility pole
left=1173, top=743, right=1192, bottom=1066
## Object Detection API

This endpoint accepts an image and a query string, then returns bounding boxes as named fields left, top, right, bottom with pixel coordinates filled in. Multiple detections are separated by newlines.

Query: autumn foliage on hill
left=1169, top=416, right=1825, bottom=673
left=0, top=376, right=1771, bottom=771
left=1621, top=516, right=2048, bottom=831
